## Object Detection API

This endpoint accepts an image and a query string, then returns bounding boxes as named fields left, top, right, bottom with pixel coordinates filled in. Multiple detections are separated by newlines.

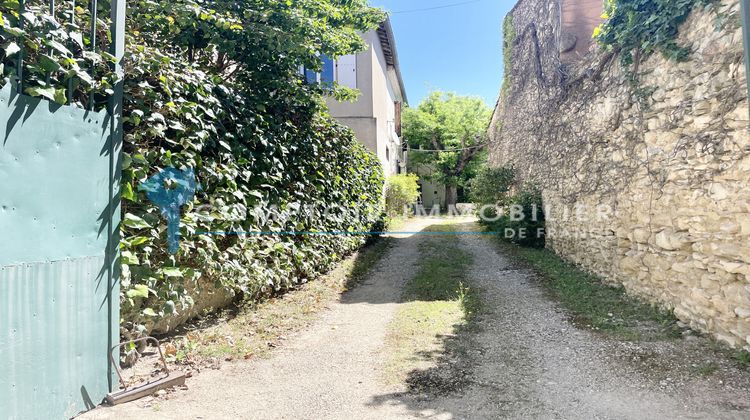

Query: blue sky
left=370, top=0, right=516, bottom=107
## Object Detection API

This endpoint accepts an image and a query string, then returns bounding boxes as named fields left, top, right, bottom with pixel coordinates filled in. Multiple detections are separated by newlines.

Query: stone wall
left=490, top=0, right=750, bottom=349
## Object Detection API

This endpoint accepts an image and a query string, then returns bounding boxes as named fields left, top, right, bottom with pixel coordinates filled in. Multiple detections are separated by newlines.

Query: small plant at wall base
left=385, top=174, right=420, bottom=217
left=493, top=185, right=545, bottom=248
left=594, top=0, right=714, bottom=66
left=471, top=167, right=545, bottom=248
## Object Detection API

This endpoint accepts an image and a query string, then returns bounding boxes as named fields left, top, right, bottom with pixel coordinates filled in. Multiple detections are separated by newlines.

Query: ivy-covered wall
left=0, top=0, right=388, bottom=335
left=490, top=0, right=750, bottom=349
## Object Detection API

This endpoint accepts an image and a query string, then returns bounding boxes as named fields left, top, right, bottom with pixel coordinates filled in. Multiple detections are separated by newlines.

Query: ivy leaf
left=3, top=27, right=25, bottom=37
left=53, top=89, right=67, bottom=105
left=122, top=153, right=133, bottom=170
left=142, top=308, right=158, bottom=317
left=160, top=267, right=184, bottom=278
left=45, top=40, right=71, bottom=56
left=122, top=182, right=136, bottom=201
left=163, top=300, right=177, bottom=315
left=25, top=86, right=56, bottom=102
left=100, top=51, right=118, bottom=63
left=39, top=55, right=61, bottom=73
left=69, top=31, right=84, bottom=48
left=121, top=251, right=140, bottom=265
left=4, top=42, right=20, bottom=56
left=123, top=213, right=152, bottom=229
left=126, top=284, right=149, bottom=299
left=129, top=236, right=149, bottom=246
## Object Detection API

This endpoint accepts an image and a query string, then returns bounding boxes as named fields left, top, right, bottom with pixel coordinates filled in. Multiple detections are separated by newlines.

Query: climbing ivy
left=594, top=0, right=714, bottom=66
left=0, top=0, right=119, bottom=107
left=0, top=0, right=388, bottom=333
left=501, top=13, right=515, bottom=96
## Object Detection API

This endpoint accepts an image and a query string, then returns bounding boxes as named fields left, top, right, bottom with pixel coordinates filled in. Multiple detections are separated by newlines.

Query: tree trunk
left=445, top=185, right=458, bottom=208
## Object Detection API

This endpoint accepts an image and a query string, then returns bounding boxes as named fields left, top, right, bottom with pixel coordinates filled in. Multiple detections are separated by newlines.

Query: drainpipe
left=741, top=0, right=750, bottom=120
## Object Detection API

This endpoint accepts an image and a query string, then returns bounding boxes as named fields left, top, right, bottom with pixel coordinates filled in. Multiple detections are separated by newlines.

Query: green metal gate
left=0, top=1, right=125, bottom=418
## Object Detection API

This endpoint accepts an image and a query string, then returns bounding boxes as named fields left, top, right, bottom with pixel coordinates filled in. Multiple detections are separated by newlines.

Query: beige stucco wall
left=334, top=116, right=378, bottom=154
left=326, top=31, right=376, bottom=119
left=327, top=30, right=402, bottom=177
left=412, top=162, right=447, bottom=210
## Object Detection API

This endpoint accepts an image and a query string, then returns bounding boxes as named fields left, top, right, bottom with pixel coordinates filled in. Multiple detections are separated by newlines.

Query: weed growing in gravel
left=491, top=240, right=682, bottom=341
left=735, top=350, right=750, bottom=368
left=694, top=362, right=719, bottom=376
left=383, top=222, right=482, bottom=391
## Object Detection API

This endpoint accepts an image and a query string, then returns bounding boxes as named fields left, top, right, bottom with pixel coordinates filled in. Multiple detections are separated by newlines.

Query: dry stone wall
left=490, top=0, right=750, bottom=349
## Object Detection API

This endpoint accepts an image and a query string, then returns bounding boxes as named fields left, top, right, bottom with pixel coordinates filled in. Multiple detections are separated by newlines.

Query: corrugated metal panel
left=0, top=257, right=112, bottom=419
left=0, top=81, right=119, bottom=419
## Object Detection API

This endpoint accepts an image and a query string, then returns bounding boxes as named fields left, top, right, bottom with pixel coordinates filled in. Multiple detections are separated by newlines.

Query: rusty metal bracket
left=105, top=337, right=186, bottom=406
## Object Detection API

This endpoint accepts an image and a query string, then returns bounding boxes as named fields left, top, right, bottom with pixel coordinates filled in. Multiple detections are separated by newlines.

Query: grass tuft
left=491, top=239, right=682, bottom=341
left=735, top=350, right=750, bottom=368
left=383, top=221, right=481, bottom=390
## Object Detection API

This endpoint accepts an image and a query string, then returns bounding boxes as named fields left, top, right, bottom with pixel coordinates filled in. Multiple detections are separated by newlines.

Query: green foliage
left=501, top=13, right=515, bottom=96
left=469, top=166, right=515, bottom=207
left=1, top=0, right=388, bottom=330
left=385, top=173, right=420, bottom=216
left=406, top=222, right=481, bottom=317
left=489, top=185, right=545, bottom=248
left=594, top=0, right=713, bottom=66
left=404, top=92, right=491, bottom=204
left=0, top=0, right=119, bottom=106
left=736, top=350, right=750, bottom=368
left=473, top=167, right=545, bottom=248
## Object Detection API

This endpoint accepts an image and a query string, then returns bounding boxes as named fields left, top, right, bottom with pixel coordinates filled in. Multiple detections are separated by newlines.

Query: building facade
left=325, top=19, right=408, bottom=177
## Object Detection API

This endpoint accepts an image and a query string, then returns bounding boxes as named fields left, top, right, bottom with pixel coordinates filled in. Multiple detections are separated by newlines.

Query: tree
left=403, top=92, right=492, bottom=207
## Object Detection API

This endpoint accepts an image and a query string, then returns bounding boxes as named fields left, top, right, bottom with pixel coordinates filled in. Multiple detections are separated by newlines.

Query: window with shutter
left=336, top=55, right=357, bottom=89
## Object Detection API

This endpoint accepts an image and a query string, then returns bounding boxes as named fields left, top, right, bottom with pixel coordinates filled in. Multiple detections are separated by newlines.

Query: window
left=301, top=54, right=357, bottom=88
left=304, top=67, right=318, bottom=84
left=321, top=56, right=335, bottom=84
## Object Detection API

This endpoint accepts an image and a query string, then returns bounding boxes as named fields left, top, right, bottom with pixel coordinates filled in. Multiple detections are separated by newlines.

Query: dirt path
left=82, top=218, right=437, bottom=420
left=401, top=226, right=750, bottom=419
left=82, top=218, right=750, bottom=419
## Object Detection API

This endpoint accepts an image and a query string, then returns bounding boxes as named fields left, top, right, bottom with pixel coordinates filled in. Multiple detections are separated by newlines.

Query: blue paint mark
left=139, top=167, right=197, bottom=254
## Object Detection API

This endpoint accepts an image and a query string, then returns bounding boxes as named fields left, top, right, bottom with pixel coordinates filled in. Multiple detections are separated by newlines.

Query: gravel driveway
left=81, top=218, right=750, bottom=419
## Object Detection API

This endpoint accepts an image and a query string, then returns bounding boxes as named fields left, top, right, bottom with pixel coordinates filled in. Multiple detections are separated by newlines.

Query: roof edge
left=378, top=17, right=408, bottom=105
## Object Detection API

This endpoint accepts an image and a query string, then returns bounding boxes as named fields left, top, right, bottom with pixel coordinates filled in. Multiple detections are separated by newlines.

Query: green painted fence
left=0, top=1, right=125, bottom=418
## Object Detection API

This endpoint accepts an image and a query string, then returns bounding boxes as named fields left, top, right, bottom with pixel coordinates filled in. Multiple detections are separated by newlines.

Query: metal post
left=68, top=0, right=75, bottom=102
left=106, top=0, right=126, bottom=393
left=17, top=0, right=25, bottom=91
left=741, top=0, right=750, bottom=121
left=89, top=0, right=98, bottom=109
